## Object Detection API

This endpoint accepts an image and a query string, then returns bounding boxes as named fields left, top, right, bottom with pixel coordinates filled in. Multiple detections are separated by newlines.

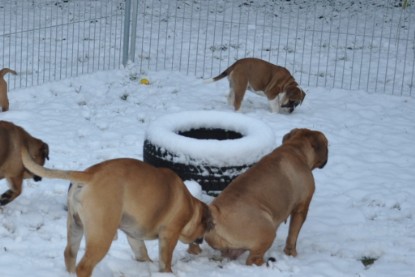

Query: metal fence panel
left=1, top=0, right=414, bottom=97
left=133, top=0, right=414, bottom=96
left=0, top=0, right=125, bottom=90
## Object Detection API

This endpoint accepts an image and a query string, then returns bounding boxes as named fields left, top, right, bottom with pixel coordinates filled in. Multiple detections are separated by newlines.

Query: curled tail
left=21, top=148, right=90, bottom=183
left=0, top=68, right=17, bottom=78
left=204, top=62, right=237, bottom=83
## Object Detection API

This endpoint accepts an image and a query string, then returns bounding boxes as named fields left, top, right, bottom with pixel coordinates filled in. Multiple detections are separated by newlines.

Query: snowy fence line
left=1, top=0, right=414, bottom=96
left=130, top=0, right=415, bottom=96
left=0, top=0, right=126, bottom=89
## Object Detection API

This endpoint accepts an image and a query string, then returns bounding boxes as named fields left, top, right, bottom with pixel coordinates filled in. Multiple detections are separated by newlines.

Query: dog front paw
left=284, top=246, right=298, bottom=257
left=187, top=243, right=202, bottom=255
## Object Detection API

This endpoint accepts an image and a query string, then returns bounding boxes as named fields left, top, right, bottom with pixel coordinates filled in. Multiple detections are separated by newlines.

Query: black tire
left=143, top=111, right=275, bottom=191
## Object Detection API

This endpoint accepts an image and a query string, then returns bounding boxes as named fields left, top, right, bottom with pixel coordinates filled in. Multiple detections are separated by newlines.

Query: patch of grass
left=360, top=256, right=378, bottom=267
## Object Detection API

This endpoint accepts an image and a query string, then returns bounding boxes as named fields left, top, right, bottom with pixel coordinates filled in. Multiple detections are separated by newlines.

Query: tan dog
left=0, top=120, right=49, bottom=205
left=0, top=68, right=17, bottom=112
left=207, top=58, right=305, bottom=113
left=204, top=128, right=328, bottom=266
left=21, top=152, right=213, bottom=277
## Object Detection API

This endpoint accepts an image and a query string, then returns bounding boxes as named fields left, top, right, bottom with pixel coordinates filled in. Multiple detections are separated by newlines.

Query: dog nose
left=194, top=237, right=204, bottom=244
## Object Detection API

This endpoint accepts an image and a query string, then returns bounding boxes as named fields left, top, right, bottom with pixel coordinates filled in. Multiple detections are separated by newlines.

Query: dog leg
left=243, top=220, right=276, bottom=266
left=64, top=213, right=84, bottom=273
left=126, top=236, right=152, bottom=262
left=284, top=201, right=311, bottom=257
left=268, top=96, right=281, bottom=113
left=0, top=91, right=9, bottom=112
left=226, top=77, right=235, bottom=107
left=268, top=92, right=287, bottom=113
left=231, top=81, right=247, bottom=111
left=187, top=242, right=202, bottom=255
left=227, top=88, right=235, bottom=107
left=0, top=98, right=9, bottom=112
left=76, top=199, right=120, bottom=277
left=158, top=228, right=181, bottom=272
left=245, top=234, right=275, bottom=266
left=76, top=226, right=116, bottom=277
left=246, top=247, right=268, bottom=266
left=0, top=177, right=23, bottom=206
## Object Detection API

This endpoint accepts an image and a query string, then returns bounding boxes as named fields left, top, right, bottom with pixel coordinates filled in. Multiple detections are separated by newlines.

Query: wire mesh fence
left=132, top=0, right=414, bottom=96
left=0, top=0, right=125, bottom=90
left=1, top=0, right=414, bottom=96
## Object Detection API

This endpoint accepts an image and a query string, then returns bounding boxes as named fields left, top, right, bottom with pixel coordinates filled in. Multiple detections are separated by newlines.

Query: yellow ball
left=140, top=78, right=150, bottom=85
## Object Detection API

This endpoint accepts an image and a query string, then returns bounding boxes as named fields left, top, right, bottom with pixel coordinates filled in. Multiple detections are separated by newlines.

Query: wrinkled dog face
left=189, top=203, right=214, bottom=244
left=282, top=128, right=328, bottom=169
left=281, top=87, right=306, bottom=113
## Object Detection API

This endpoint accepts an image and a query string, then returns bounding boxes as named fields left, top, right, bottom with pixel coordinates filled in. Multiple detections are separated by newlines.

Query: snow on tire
left=143, top=110, right=275, bottom=191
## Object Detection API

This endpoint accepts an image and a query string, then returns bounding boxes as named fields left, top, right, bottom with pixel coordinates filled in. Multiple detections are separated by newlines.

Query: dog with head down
left=21, top=151, right=213, bottom=277
left=207, top=58, right=306, bottom=113
left=204, top=128, right=328, bottom=266
left=0, top=120, right=49, bottom=205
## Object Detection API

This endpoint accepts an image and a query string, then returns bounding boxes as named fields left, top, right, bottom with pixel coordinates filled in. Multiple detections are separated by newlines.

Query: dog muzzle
left=281, top=100, right=301, bottom=113
left=193, top=237, right=204, bottom=244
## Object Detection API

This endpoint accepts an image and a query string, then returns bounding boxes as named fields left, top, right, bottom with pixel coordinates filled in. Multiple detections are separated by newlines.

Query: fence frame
left=1, top=0, right=414, bottom=97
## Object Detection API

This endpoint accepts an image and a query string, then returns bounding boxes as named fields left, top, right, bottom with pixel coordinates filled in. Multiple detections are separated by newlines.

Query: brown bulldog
left=0, top=68, right=17, bottom=112
left=204, top=128, right=328, bottom=266
left=0, top=120, right=49, bottom=205
left=207, top=58, right=305, bottom=113
left=21, top=151, right=213, bottom=277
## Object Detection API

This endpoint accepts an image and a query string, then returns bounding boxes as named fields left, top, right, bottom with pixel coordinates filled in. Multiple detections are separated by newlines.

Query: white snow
left=0, top=67, right=414, bottom=277
left=0, top=1, right=414, bottom=276
left=145, top=110, right=276, bottom=166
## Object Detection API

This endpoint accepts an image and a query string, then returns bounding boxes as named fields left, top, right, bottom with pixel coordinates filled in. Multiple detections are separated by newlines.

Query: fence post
left=122, top=0, right=132, bottom=66
left=129, top=0, right=138, bottom=63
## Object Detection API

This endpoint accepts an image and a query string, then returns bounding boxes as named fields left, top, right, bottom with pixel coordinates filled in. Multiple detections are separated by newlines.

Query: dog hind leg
left=245, top=233, right=275, bottom=266
left=231, top=79, right=248, bottom=111
left=227, top=78, right=236, bottom=108
left=75, top=199, right=120, bottom=277
left=64, top=213, right=84, bottom=273
left=244, top=220, right=276, bottom=266
left=126, top=236, right=152, bottom=262
left=75, top=224, right=117, bottom=277
left=0, top=95, right=9, bottom=112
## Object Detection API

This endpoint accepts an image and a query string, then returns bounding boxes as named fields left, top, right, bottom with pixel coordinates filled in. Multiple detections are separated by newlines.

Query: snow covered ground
left=1, top=0, right=414, bottom=276
left=0, top=66, right=414, bottom=276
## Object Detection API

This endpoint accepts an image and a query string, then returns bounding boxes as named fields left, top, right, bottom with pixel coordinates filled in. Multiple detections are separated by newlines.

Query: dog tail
left=204, top=63, right=237, bottom=84
left=0, top=68, right=17, bottom=78
left=21, top=148, right=90, bottom=184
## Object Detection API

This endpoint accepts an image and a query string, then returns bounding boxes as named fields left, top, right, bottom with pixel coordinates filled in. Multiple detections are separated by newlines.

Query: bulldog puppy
left=0, top=120, right=49, bottom=205
left=204, top=128, right=328, bottom=266
left=21, top=151, right=213, bottom=277
left=207, top=58, right=305, bottom=113
left=0, top=68, right=17, bottom=112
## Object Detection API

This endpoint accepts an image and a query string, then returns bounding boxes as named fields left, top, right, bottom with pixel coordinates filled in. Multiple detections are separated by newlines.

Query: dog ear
left=41, top=143, right=50, bottom=160
left=286, top=86, right=304, bottom=102
left=202, top=204, right=215, bottom=232
left=309, top=132, right=328, bottom=169
left=300, top=89, right=306, bottom=103
left=282, top=128, right=299, bottom=143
